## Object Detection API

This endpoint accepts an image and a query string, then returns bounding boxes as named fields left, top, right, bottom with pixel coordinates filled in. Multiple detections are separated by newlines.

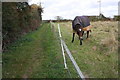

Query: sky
left=28, top=0, right=119, bottom=20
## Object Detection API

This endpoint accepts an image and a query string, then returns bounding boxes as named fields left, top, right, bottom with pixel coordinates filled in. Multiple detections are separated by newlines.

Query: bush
left=2, top=2, right=43, bottom=51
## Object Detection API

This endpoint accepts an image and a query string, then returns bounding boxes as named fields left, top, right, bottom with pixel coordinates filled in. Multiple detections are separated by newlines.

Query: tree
left=55, top=16, right=63, bottom=20
left=2, top=2, right=43, bottom=51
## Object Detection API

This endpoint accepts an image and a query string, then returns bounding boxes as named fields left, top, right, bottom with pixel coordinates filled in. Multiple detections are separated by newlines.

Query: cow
left=71, top=16, right=92, bottom=45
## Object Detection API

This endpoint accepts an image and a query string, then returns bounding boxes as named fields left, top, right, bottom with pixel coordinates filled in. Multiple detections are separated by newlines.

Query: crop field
left=2, top=21, right=118, bottom=78
left=53, top=21, right=118, bottom=78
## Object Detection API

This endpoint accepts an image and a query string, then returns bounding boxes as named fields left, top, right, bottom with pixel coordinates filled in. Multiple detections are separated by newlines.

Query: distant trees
left=2, top=2, right=43, bottom=50
left=113, top=15, right=120, bottom=21
left=55, top=16, right=63, bottom=21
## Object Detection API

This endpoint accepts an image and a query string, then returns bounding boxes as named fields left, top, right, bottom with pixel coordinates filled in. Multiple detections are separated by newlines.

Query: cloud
left=119, top=1, right=120, bottom=15
left=28, top=0, right=41, bottom=5
left=28, top=0, right=119, bottom=20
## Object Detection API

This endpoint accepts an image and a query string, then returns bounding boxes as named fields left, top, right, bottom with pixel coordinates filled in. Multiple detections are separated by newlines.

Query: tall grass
left=54, top=21, right=118, bottom=78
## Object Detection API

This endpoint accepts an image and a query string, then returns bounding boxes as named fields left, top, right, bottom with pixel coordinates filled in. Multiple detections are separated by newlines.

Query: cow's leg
left=80, top=39, right=82, bottom=45
left=82, top=31, right=84, bottom=36
left=79, top=33, right=83, bottom=45
left=89, top=30, right=92, bottom=32
left=79, top=36, right=83, bottom=45
left=72, top=33, right=75, bottom=43
left=87, top=31, right=89, bottom=38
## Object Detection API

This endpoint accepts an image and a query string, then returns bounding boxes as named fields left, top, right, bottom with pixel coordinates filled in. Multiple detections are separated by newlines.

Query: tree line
left=2, top=2, right=43, bottom=51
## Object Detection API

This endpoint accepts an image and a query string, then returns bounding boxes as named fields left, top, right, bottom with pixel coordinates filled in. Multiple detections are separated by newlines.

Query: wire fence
left=50, top=21, right=85, bottom=79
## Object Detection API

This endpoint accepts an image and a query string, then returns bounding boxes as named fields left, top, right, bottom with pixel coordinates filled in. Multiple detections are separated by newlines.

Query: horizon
left=28, top=0, right=119, bottom=20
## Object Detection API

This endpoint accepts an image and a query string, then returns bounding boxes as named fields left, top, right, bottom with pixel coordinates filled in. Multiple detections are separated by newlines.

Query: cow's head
left=75, top=24, right=84, bottom=45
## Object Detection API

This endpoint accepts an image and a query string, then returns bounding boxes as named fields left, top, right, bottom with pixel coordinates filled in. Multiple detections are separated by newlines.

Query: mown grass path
left=3, top=23, right=71, bottom=78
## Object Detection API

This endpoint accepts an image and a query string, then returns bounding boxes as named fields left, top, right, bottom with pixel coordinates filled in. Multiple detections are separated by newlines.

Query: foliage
left=113, top=15, right=120, bottom=21
left=2, top=2, right=43, bottom=51
left=55, top=16, right=63, bottom=20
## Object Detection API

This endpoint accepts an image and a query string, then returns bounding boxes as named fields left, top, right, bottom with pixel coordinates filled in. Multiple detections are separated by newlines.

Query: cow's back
left=72, top=16, right=90, bottom=29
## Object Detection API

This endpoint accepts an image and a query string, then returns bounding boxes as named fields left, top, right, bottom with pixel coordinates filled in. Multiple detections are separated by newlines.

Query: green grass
left=2, top=21, right=118, bottom=78
left=2, top=23, right=72, bottom=78
left=54, top=21, right=118, bottom=78
left=0, top=53, right=2, bottom=79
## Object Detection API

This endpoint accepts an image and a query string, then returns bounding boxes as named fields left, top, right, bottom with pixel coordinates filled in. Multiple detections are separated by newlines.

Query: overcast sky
left=28, top=0, right=119, bottom=20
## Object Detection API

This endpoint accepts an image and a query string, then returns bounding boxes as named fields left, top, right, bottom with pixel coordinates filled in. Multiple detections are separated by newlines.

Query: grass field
left=0, top=53, right=1, bottom=78
left=54, top=21, right=118, bottom=78
left=2, top=21, right=118, bottom=78
left=2, top=23, right=74, bottom=78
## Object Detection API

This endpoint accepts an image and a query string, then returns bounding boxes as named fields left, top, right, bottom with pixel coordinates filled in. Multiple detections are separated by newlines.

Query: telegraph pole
left=98, top=0, right=101, bottom=19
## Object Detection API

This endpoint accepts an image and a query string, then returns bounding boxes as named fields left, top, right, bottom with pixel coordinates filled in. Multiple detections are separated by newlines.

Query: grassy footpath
left=54, top=21, right=118, bottom=78
left=2, top=23, right=71, bottom=78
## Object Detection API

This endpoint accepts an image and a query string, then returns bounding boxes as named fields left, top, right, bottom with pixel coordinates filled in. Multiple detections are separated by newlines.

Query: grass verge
left=3, top=23, right=70, bottom=78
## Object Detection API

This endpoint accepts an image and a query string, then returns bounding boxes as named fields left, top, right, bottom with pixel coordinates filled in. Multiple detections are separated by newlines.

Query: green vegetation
left=114, top=15, right=120, bottom=21
left=3, top=23, right=72, bottom=78
left=2, top=2, right=43, bottom=50
left=54, top=21, right=118, bottom=78
left=2, top=21, right=118, bottom=78
left=0, top=53, right=1, bottom=78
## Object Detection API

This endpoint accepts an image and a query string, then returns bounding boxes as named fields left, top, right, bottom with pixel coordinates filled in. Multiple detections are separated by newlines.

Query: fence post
left=58, top=24, right=68, bottom=69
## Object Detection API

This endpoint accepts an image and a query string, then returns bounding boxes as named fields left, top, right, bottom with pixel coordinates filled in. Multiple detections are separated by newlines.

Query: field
left=54, top=21, right=118, bottom=78
left=2, top=21, right=118, bottom=78
left=3, top=23, right=70, bottom=78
